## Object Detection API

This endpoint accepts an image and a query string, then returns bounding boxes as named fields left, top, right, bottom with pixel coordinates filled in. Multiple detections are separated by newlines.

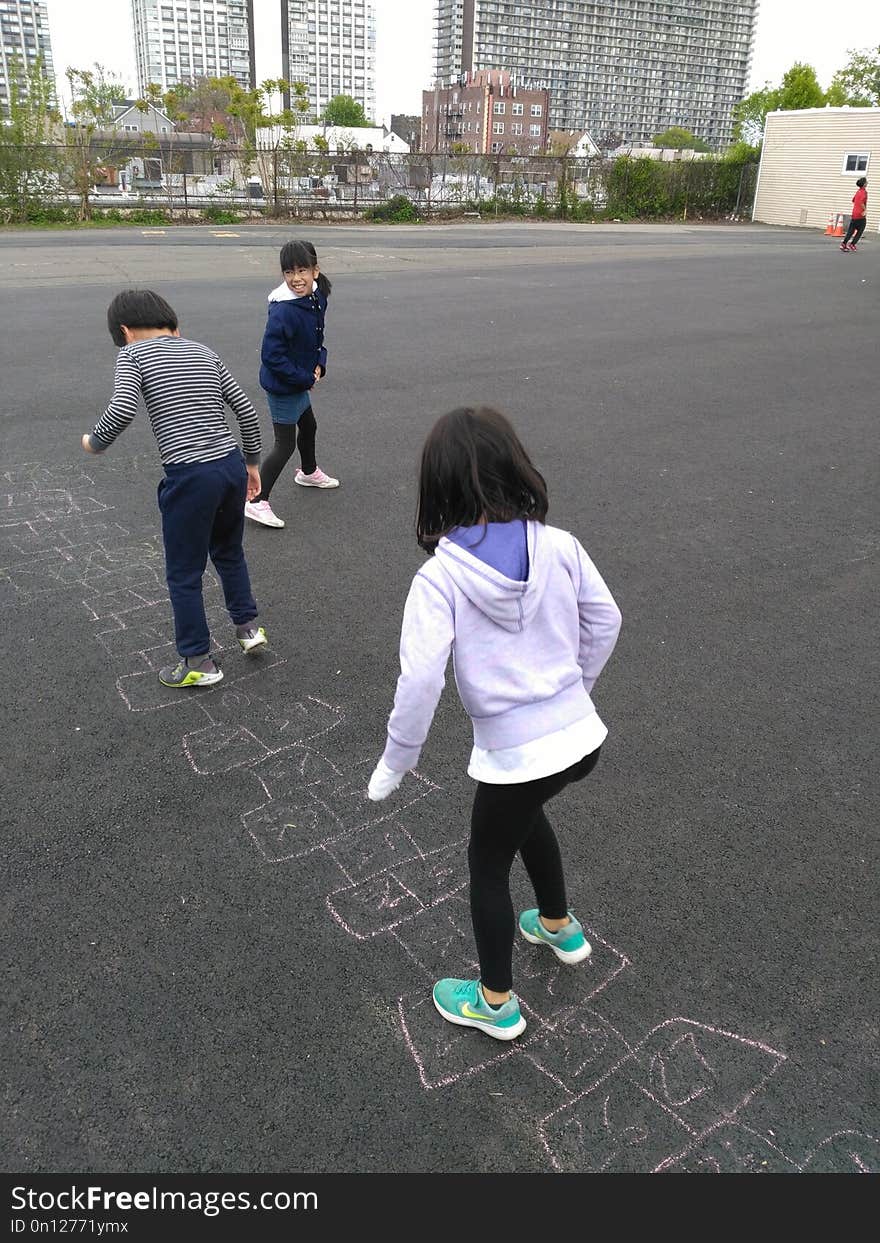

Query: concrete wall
left=754, top=108, right=880, bottom=232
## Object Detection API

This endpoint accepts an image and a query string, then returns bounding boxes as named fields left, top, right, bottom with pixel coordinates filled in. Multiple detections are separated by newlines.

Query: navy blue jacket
left=259, top=287, right=328, bottom=396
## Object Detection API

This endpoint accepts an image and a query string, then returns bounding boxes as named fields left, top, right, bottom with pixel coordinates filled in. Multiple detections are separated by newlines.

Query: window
left=511, top=122, right=522, bottom=135
left=842, top=153, right=869, bottom=173
left=529, top=123, right=541, bottom=136
left=493, top=121, right=504, bottom=134
left=512, top=101, right=523, bottom=115
left=491, top=141, right=502, bottom=153
left=530, top=104, right=542, bottom=116
left=493, top=101, right=505, bottom=114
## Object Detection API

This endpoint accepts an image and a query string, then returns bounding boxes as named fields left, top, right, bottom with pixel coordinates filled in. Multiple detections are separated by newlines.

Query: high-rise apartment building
left=131, top=0, right=255, bottom=96
left=282, top=0, right=376, bottom=123
left=0, top=0, right=54, bottom=116
left=433, top=1, right=757, bottom=148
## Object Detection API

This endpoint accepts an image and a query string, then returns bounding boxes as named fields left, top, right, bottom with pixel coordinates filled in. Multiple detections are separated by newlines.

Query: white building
left=753, top=107, right=880, bottom=233
left=131, top=0, right=255, bottom=95
left=0, top=0, right=54, bottom=117
left=547, top=129, right=600, bottom=158
left=282, top=0, right=376, bottom=124
left=257, top=123, right=409, bottom=154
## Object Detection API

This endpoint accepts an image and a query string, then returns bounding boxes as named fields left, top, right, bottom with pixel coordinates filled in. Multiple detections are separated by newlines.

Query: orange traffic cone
left=831, top=213, right=845, bottom=237
left=823, top=213, right=835, bottom=235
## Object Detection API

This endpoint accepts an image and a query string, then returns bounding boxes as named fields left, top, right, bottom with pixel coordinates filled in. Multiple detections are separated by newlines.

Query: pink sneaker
left=295, top=468, right=339, bottom=489
left=244, top=499, right=285, bottom=527
left=848, top=243, right=858, bottom=251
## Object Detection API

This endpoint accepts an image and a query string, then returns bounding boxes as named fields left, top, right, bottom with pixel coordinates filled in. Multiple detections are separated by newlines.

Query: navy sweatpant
left=158, top=450, right=257, bottom=658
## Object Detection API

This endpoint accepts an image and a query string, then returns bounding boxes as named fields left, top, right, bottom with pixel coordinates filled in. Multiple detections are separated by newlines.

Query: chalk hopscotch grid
left=9, top=457, right=877, bottom=1173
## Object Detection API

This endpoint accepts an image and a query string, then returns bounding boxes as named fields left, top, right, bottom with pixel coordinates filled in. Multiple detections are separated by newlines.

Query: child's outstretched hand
left=313, top=366, right=322, bottom=384
left=245, top=465, right=261, bottom=501
left=367, top=758, right=406, bottom=801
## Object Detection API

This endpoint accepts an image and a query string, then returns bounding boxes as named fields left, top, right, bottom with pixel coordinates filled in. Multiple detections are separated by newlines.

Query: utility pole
left=246, top=0, right=257, bottom=90
left=280, top=0, right=291, bottom=111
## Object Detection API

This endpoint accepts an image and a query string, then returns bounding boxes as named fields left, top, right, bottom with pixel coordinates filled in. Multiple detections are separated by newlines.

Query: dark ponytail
left=280, top=239, right=331, bottom=298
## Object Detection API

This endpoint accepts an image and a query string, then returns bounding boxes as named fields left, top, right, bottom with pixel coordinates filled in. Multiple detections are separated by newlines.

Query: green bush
left=23, top=204, right=74, bottom=223
left=363, top=194, right=420, bottom=222
left=200, top=205, right=243, bottom=224
left=92, top=207, right=170, bottom=225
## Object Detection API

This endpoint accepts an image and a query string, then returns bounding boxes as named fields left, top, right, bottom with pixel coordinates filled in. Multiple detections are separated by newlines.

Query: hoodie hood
left=268, top=279, right=318, bottom=303
left=435, top=521, right=551, bottom=633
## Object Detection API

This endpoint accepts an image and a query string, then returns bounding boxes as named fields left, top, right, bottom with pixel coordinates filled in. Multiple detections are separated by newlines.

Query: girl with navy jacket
left=246, top=240, right=339, bottom=529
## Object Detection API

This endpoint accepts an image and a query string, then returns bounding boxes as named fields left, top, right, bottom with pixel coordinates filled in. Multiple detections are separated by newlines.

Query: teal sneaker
left=519, top=910, right=592, bottom=963
left=432, top=978, right=526, bottom=1041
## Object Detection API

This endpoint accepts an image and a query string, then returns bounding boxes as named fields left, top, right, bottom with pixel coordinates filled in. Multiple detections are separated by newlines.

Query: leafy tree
left=733, top=62, right=826, bottom=144
left=0, top=55, right=60, bottom=222
left=721, top=139, right=761, bottom=164
left=321, top=94, right=369, bottom=127
left=777, top=63, right=826, bottom=111
left=63, top=64, right=128, bottom=219
left=218, top=77, right=310, bottom=210
left=827, top=46, right=880, bottom=106
left=652, top=126, right=711, bottom=152
left=732, top=85, right=779, bottom=144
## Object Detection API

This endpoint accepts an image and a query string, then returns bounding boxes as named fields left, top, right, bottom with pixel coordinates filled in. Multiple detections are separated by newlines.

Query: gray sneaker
left=158, top=656, right=223, bottom=688
left=237, top=625, right=268, bottom=654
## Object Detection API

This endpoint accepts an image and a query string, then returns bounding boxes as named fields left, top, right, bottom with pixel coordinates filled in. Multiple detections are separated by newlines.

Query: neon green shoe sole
left=158, top=659, right=223, bottom=688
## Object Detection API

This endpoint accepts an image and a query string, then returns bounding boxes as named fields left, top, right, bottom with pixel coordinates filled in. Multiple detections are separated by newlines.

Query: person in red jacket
left=840, top=177, right=868, bottom=252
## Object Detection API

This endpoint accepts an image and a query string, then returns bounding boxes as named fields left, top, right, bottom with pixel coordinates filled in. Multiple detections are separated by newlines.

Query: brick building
left=423, top=70, right=549, bottom=155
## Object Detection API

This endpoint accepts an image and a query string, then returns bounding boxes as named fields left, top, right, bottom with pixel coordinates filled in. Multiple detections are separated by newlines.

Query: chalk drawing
left=330, top=813, right=445, bottom=887
left=538, top=1019, right=787, bottom=1173
left=9, top=452, right=869, bottom=1175
left=326, top=839, right=467, bottom=940
left=661, top=1122, right=800, bottom=1173
left=524, top=1006, right=634, bottom=1098
left=801, top=1130, right=880, bottom=1173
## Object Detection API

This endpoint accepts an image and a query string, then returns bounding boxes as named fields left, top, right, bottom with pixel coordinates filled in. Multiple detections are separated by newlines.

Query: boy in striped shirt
left=83, top=289, right=267, bottom=688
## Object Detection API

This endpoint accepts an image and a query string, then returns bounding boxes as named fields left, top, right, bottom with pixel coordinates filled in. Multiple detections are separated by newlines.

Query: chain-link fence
left=0, top=141, right=759, bottom=224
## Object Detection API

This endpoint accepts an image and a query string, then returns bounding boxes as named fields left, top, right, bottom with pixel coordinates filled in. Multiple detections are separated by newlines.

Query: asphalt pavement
left=1, top=220, right=877, bottom=1174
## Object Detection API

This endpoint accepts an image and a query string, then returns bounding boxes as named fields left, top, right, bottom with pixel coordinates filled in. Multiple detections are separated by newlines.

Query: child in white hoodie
left=367, top=407, right=622, bottom=1041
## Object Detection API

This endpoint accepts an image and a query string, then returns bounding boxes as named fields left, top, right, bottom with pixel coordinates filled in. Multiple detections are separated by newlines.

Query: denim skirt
left=266, top=390, right=312, bottom=424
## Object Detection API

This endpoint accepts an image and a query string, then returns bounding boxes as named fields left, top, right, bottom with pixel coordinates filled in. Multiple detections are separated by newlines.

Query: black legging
left=468, top=746, right=602, bottom=993
left=842, top=216, right=866, bottom=246
left=254, top=409, right=317, bottom=502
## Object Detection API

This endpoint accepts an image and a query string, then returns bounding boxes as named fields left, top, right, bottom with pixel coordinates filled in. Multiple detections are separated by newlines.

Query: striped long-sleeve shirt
left=89, top=335, right=261, bottom=466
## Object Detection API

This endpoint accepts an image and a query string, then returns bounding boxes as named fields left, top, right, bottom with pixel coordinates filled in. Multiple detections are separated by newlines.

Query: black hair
left=279, top=239, right=332, bottom=298
left=416, top=406, right=548, bottom=553
left=856, top=176, right=867, bottom=188
left=106, top=289, right=178, bottom=347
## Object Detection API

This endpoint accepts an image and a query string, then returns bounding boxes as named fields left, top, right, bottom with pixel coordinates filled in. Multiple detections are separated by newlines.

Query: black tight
left=468, top=747, right=602, bottom=993
left=254, top=409, right=317, bottom=501
left=842, top=217, right=866, bottom=246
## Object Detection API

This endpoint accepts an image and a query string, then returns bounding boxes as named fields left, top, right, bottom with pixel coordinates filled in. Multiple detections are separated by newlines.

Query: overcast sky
left=46, top=0, right=880, bottom=122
